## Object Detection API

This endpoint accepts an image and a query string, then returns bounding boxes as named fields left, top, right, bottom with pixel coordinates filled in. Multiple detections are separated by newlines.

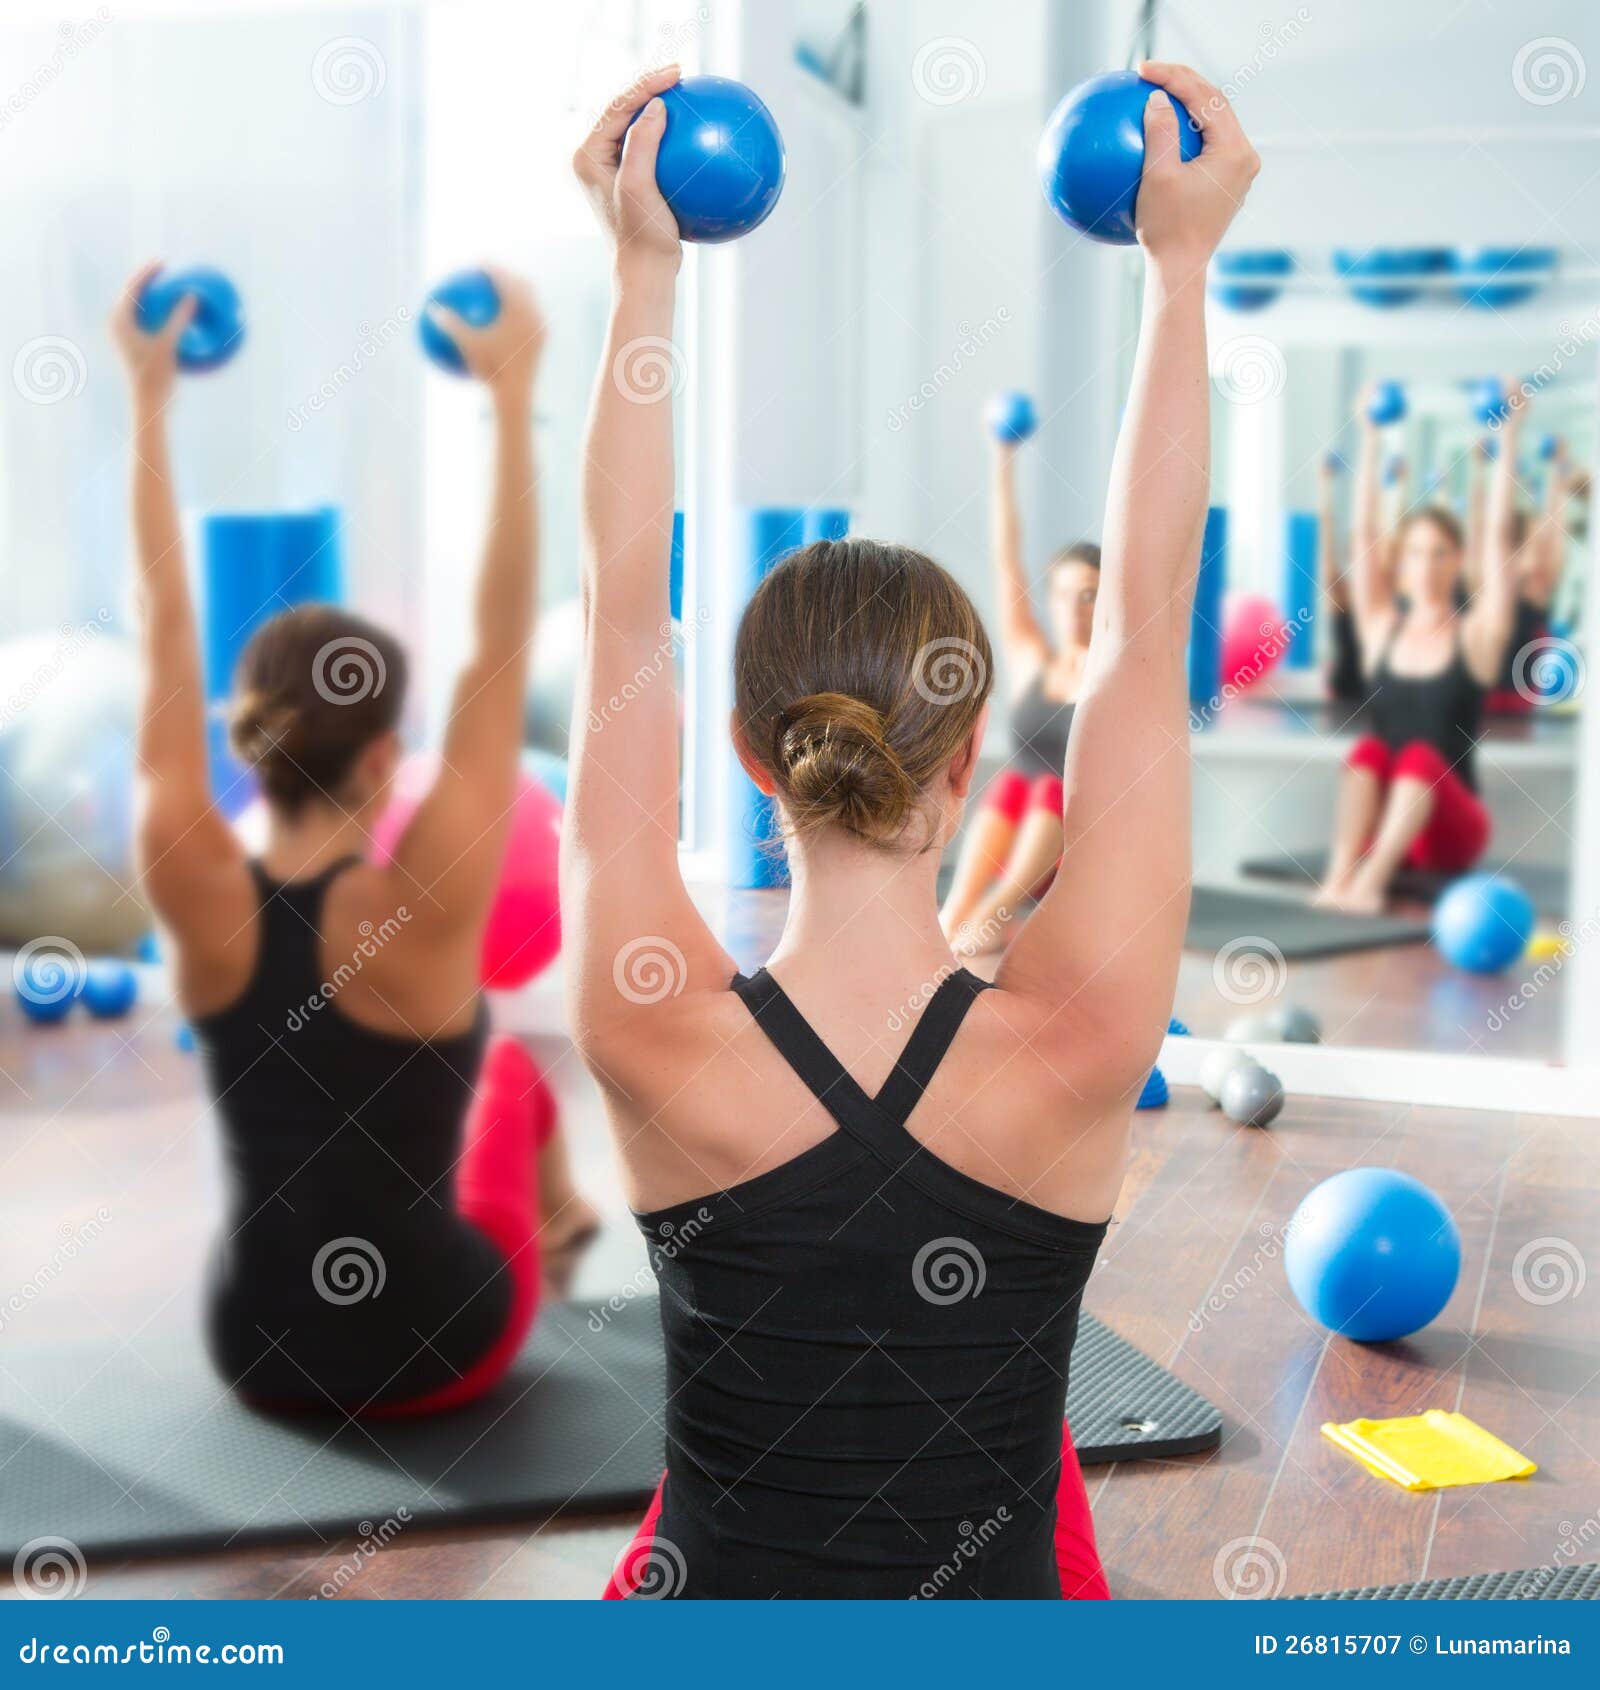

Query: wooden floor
left=2, top=888, right=1596, bottom=1600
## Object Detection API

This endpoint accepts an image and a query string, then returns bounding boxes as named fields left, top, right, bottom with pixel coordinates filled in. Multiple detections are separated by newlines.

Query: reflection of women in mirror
left=1482, top=438, right=1572, bottom=714
left=113, top=263, right=597, bottom=1416
left=1318, top=453, right=1368, bottom=706
left=936, top=432, right=1099, bottom=954
left=1316, top=386, right=1527, bottom=913
left=570, top=62, right=1257, bottom=1598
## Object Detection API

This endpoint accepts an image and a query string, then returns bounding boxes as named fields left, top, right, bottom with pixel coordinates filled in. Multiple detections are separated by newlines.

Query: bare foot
left=1325, top=877, right=1386, bottom=916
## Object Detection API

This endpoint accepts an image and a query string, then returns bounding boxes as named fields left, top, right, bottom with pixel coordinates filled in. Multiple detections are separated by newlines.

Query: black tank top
left=1369, top=625, right=1484, bottom=792
left=637, top=966, right=1108, bottom=1599
left=195, top=859, right=506, bottom=1407
left=1328, top=605, right=1367, bottom=706
left=1010, top=674, right=1074, bottom=776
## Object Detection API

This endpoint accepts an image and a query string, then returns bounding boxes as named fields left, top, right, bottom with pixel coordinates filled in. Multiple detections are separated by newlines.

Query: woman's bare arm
left=564, top=69, right=732, bottom=1056
left=990, top=441, right=1050, bottom=683
left=386, top=274, right=546, bottom=935
left=1001, top=63, right=1258, bottom=1096
left=111, top=266, right=245, bottom=933
left=1466, top=394, right=1526, bottom=683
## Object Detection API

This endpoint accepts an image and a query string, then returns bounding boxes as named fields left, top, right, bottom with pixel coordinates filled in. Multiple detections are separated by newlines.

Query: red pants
left=602, top=1420, right=1109, bottom=1600
left=1346, top=736, right=1490, bottom=874
left=365, top=1036, right=551, bottom=1418
left=984, top=768, right=1066, bottom=823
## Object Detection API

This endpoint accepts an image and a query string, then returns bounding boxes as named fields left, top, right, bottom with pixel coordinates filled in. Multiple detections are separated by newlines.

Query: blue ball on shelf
left=81, top=960, right=139, bottom=1019
left=1038, top=71, right=1201, bottom=247
left=1449, top=245, right=1557, bottom=310
left=1285, top=1168, right=1460, bottom=1342
left=641, top=76, right=786, bottom=244
left=136, top=266, right=245, bottom=373
left=1332, top=247, right=1450, bottom=308
left=1209, top=249, right=1293, bottom=311
left=1431, top=873, right=1535, bottom=973
left=419, top=269, right=501, bottom=376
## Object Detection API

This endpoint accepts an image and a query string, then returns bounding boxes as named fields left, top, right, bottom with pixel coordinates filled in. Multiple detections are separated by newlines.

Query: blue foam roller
left=1187, top=507, right=1227, bottom=719
left=1283, top=510, right=1317, bottom=671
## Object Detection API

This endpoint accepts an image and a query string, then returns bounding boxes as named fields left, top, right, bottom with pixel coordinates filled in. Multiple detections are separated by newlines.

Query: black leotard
left=1010, top=673, right=1074, bottom=776
left=195, top=858, right=505, bottom=1407
left=1368, top=626, right=1485, bottom=791
left=637, top=966, right=1108, bottom=1599
left=1328, top=605, right=1367, bottom=707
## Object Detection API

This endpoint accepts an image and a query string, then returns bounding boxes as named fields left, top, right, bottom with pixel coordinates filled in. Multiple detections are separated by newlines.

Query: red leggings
left=364, top=1035, right=551, bottom=1419
left=602, top=1419, right=1109, bottom=1600
left=1346, top=736, right=1491, bottom=874
left=984, top=768, right=1066, bottom=823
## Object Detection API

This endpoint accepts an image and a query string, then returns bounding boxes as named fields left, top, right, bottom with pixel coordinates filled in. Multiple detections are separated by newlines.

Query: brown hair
left=1051, top=541, right=1102, bottom=572
left=733, top=539, right=993, bottom=852
left=229, top=605, right=407, bottom=816
left=1399, top=505, right=1465, bottom=552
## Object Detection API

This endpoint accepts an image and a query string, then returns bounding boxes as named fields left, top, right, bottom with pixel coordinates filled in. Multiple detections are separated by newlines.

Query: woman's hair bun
left=774, top=691, right=919, bottom=848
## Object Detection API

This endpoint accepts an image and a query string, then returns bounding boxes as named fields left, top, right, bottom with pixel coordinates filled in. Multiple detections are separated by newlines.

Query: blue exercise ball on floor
left=644, top=76, right=786, bottom=243
left=419, top=269, right=501, bottom=376
left=1285, top=1168, right=1460, bottom=1342
left=12, top=941, right=85, bottom=1025
left=986, top=391, right=1036, bottom=444
left=1432, top=873, right=1535, bottom=973
left=1367, top=380, right=1406, bottom=426
left=81, top=960, right=139, bottom=1019
left=136, top=267, right=245, bottom=373
left=1038, top=71, right=1201, bottom=246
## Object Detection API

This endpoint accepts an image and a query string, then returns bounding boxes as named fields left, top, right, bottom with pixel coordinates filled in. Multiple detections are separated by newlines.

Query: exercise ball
left=12, top=940, right=85, bottom=1025
left=1220, top=1061, right=1283, bottom=1128
left=0, top=635, right=148, bottom=954
left=1267, top=1003, right=1320, bottom=1044
left=644, top=76, right=786, bottom=243
left=1333, top=248, right=1449, bottom=308
left=986, top=391, right=1037, bottom=444
left=1200, top=1045, right=1259, bottom=1106
left=81, top=959, right=138, bottom=1019
left=1038, top=71, right=1201, bottom=246
left=419, top=269, right=500, bottom=376
left=372, top=758, right=561, bottom=990
left=1367, top=380, right=1406, bottom=426
left=1220, top=593, right=1286, bottom=693
left=1285, top=1168, right=1460, bottom=1341
left=1450, top=246, right=1556, bottom=310
left=1469, top=376, right=1515, bottom=427
left=521, top=746, right=569, bottom=805
left=136, top=267, right=245, bottom=373
left=1432, top=873, right=1535, bottom=973
left=1209, top=249, right=1292, bottom=311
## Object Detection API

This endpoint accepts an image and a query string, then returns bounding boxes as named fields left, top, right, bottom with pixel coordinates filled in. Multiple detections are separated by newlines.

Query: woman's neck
left=260, top=802, right=374, bottom=882
left=768, top=827, right=952, bottom=981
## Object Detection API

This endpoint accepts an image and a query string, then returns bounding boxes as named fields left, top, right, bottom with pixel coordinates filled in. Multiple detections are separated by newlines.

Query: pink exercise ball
left=372, top=757, right=562, bottom=991
left=1220, top=594, right=1287, bottom=694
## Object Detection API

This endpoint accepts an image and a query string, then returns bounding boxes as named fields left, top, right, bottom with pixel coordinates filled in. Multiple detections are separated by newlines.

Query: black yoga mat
left=1298, top=1563, right=1600, bottom=1601
left=0, top=1300, right=1219, bottom=1560
left=1186, top=884, right=1432, bottom=962
left=1241, top=849, right=1569, bottom=917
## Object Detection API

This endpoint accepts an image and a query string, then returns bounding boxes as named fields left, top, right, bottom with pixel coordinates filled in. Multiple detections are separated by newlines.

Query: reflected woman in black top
left=1316, top=385, right=1526, bottom=913
left=567, top=63, right=1258, bottom=1596
left=936, top=428, right=1099, bottom=955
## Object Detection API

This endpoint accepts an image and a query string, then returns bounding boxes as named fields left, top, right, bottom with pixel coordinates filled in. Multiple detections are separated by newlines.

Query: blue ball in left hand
left=136, top=267, right=246, bottom=373
left=419, top=269, right=501, bottom=376
left=1038, top=71, right=1202, bottom=246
